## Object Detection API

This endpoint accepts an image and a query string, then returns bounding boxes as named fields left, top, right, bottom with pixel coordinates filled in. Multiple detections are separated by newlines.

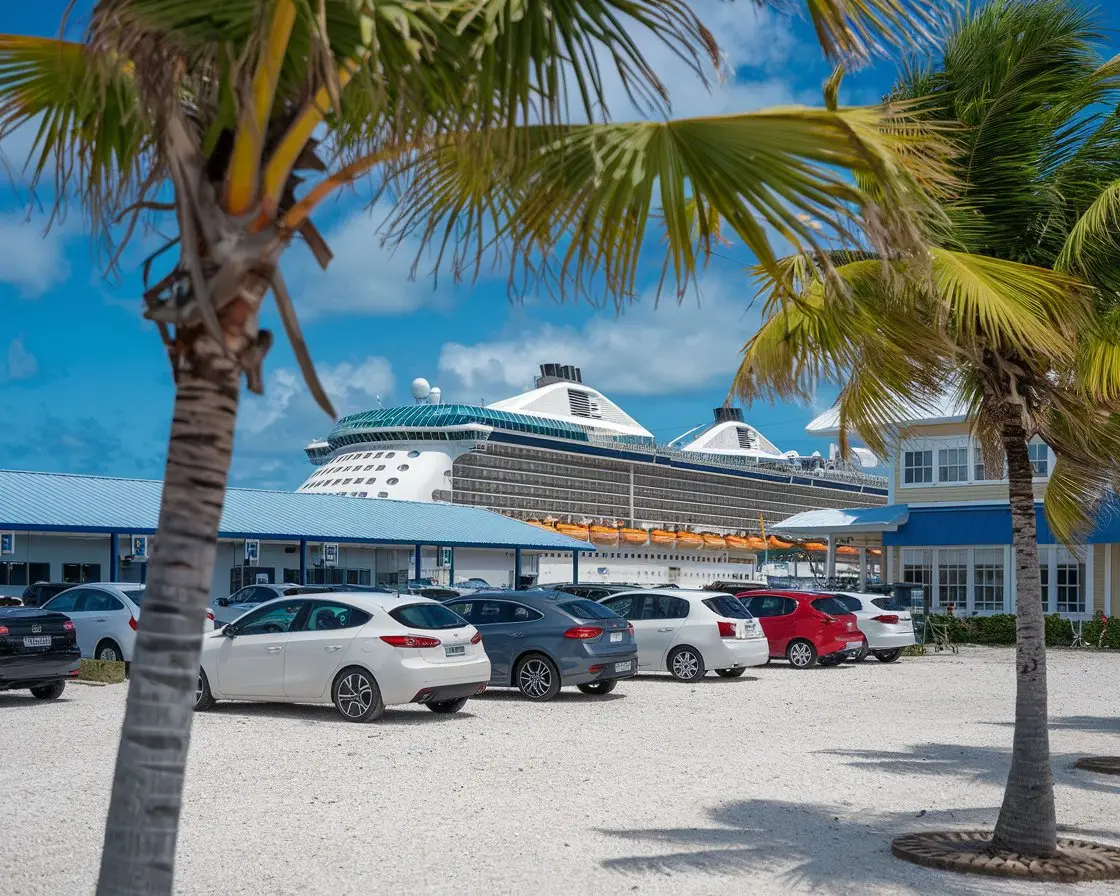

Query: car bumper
left=863, top=629, right=917, bottom=651
left=563, top=653, right=639, bottom=686
left=380, top=655, right=492, bottom=706
left=705, top=637, right=770, bottom=669
left=819, top=635, right=866, bottom=659
left=410, top=680, right=489, bottom=704
left=0, top=650, right=81, bottom=689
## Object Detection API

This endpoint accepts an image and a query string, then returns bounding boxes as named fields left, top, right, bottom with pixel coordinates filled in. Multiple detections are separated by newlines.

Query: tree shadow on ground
left=598, top=799, right=1120, bottom=895
left=203, top=701, right=476, bottom=725
left=471, top=689, right=625, bottom=703
left=818, top=742, right=1120, bottom=796
left=986, top=716, right=1120, bottom=736
left=626, top=674, right=760, bottom=683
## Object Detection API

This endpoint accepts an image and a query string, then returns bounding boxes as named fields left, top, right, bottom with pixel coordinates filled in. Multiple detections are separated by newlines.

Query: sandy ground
left=1, top=646, right=1118, bottom=896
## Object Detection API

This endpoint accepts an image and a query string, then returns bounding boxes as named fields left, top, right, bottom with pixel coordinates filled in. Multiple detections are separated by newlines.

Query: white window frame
left=902, top=449, right=934, bottom=485
left=898, top=435, right=1052, bottom=490
left=1036, top=544, right=1090, bottom=618
left=897, top=545, right=1015, bottom=615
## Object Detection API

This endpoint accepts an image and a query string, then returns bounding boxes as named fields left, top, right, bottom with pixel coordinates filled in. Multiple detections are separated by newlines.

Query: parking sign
left=244, top=539, right=260, bottom=564
left=0, top=532, right=13, bottom=555
left=323, top=543, right=339, bottom=566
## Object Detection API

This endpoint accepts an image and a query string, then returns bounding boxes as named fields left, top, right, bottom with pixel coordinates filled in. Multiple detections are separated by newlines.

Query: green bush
left=79, top=658, right=126, bottom=683
left=923, top=612, right=1120, bottom=648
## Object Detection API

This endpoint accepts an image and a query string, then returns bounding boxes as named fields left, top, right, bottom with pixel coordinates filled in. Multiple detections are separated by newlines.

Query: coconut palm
left=0, top=1, right=946, bottom=892
left=735, top=0, right=1120, bottom=862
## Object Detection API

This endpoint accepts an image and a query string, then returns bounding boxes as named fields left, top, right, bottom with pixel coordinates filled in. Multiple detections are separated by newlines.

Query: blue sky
left=3, top=2, right=1117, bottom=491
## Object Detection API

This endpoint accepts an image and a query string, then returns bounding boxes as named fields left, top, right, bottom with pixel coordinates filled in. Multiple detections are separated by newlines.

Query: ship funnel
left=713, top=407, right=744, bottom=423
left=537, top=363, right=584, bottom=387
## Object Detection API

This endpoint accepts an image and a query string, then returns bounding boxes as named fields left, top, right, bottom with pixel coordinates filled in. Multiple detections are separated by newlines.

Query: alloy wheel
left=336, top=672, right=374, bottom=719
left=195, top=673, right=204, bottom=706
left=789, top=642, right=813, bottom=667
left=518, top=659, right=552, bottom=698
left=672, top=650, right=699, bottom=680
left=98, top=645, right=119, bottom=662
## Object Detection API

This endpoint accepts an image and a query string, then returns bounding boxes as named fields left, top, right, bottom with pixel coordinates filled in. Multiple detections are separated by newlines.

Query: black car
left=0, top=607, right=81, bottom=699
left=21, top=582, right=73, bottom=608
left=546, top=583, right=636, bottom=601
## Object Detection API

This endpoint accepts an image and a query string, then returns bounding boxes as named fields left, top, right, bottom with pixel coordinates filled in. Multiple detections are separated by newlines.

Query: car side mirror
left=222, top=624, right=236, bottom=638
left=217, top=598, right=229, bottom=607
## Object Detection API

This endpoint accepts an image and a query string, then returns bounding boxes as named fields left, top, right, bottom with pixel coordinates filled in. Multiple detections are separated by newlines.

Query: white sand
left=1, top=646, right=1118, bottom=895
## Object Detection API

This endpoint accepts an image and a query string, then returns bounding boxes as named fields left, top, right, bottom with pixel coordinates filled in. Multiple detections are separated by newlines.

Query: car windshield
left=811, top=597, right=852, bottom=616
left=558, top=599, right=619, bottom=620
left=702, top=596, right=752, bottom=618
left=388, top=603, right=467, bottom=630
left=831, top=594, right=863, bottom=613
left=408, top=578, right=436, bottom=588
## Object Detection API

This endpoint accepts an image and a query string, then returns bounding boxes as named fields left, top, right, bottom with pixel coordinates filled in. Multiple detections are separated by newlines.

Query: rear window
left=811, top=597, right=852, bottom=616
left=559, top=599, right=619, bottom=620
left=831, top=594, right=862, bottom=613
left=702, top=595, right=752, bottom=618
left=388, top=603, right=467, bottom=630
left=871, top=596, right=912, bottom=612
left=122, top=588, right=146, bottom=606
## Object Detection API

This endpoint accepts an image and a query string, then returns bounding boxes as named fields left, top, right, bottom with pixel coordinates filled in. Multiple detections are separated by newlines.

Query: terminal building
left=773, top=399, right=1117, bottom=620
left=0, top=469, right=593, bottom=598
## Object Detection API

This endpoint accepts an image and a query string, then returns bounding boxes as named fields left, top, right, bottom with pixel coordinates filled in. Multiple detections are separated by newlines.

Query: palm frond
left=1056, top=177, right=1120, bottom=278
left=797, top=0, right=943, bottom=67
left=1040, top=403, right=1120, bottom=544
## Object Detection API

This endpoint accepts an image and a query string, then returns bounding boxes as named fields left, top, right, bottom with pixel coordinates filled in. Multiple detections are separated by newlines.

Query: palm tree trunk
left=96, top=337, right=240, bottom=896
left=992, top=406, right=1057, bottom=856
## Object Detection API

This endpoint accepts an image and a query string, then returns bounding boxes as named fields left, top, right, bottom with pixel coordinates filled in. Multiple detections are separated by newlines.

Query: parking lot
left=2, top=647, right=1118, bottom=896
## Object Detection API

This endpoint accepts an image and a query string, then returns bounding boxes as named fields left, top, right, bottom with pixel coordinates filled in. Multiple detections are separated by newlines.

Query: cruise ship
left=298, top=364, right=888, bottom=587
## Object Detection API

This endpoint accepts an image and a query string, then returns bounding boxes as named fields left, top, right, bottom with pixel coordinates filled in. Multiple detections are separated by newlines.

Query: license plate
left=846, top=640, right=862, bottom=650
left=614, top=661, right=633, bottom=673
left=23, top=636, right=51, bottom=648
left=610, top=632, right=622, bottom=643
left=445, top=645, right=465, bottom=657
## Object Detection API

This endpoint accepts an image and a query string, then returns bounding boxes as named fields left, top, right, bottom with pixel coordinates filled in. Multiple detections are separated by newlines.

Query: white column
left=858, top=548, right=868, bottom=590
left=1105, top=544, right=1112, bottom=616
left=825, top=535, right=836, bottom=582
left=1085, top=544, right=1095, bottom=618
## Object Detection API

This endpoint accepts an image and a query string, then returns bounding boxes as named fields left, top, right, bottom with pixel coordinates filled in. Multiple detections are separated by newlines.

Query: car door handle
left=657, top=627, right=673, bottom=632
left=325, top=645, right=342, bottom=652
left=266, top=646, right=283, bottom=653
left=511, top=632, right=525, bottom=638
left=96, top=618, right=106, bottom=623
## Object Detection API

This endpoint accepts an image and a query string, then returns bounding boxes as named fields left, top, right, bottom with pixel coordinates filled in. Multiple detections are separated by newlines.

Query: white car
left=597, top=589, right=769, bottom=681
left=195, top=592, right=491, bottom=722
left=829, top=592, right=917, bottom=662
left=42, top=583, right=216, bottom=662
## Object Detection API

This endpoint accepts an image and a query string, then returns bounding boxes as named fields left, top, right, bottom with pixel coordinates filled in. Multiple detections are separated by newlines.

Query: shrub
left=922, top=612, right=1120, bottom=648
left=79, top=658, right=126, bottom=683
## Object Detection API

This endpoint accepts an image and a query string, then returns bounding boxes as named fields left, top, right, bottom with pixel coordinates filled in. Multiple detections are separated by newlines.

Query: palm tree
left=735, top=0, right=1120, bottom=869
left=0, top=1, right=946, bottom=892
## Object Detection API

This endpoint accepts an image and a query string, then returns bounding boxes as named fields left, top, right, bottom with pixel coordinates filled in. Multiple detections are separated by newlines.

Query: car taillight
left=627, top=622, right=634, bottom=638
left=63, top=620, right=74, bottom=633
left=0, top=624, right=7, bottom=637
left=206, top=609, right=215, bottom=622
left=470, top=631, right=482, bottom=645
left=128, top=616, right=138, bottom=631
left=380, top=634, right=441, bottom=648
left=563, top=626, right=604, bottom=640
left=872, top=614, right=900, bottom=625
left=815, top=612, right=836, bottom=624
left=717, top=620, right=737, bottom=638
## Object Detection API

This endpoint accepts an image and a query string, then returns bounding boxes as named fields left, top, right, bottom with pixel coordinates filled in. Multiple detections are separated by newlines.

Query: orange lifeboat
left=702, top=532, right=727, bottom=549
left=836, top=544, right=860, bottom=556
left=676, top=531, right=703, bottom=549
left=650, top=529, right=677, bottom=547
left=525, top=519, right=555, bottom=530
left=767, top=535, right=793, bottom=549
left=724, top=535, right=749, bottom=551
left=745, top=536, right=768, bottom=551
left=802, top=541, right=828, bottom=553
left=620, top=528, right=649, bottom=545
left=589, top=525, right=620, bottom=546
left=556, top=522, right=590, bottom=541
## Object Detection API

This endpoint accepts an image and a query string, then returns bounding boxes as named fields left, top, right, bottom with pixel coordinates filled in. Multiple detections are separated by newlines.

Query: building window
left=974, top=453, right=1004, bottom=481
left=902, top=549, right=932, bottom=598
left=937, top=548, right=968, bottom=612
left=903, top=450, right=933, bottom=484
left=973, top=548, right=1005, bottom=612
left=62, top=563, right=102, bottom=584
left=937, top=447, right=968, bottom=483
left=1040, top=545, right=1085, bottom=615
left=1029, top=441, right=1049, bottom=477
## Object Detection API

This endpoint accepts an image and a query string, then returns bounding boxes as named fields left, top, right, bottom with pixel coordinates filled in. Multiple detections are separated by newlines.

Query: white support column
left=1105, top=544, right=1112, bottom=616
left=825, top=535, right=836, bottom=583
left=1006, top=544, right=1015, bottom=614
left=1085, top=543, right=1095, bottom=619
left=858, top=548, right=868, bottom=590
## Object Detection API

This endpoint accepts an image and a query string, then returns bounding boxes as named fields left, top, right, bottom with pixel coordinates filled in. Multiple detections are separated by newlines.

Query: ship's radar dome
left=411, top=378, right=432, bottom=400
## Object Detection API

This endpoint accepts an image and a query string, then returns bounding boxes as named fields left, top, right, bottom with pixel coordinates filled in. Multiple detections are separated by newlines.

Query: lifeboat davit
left=620, top=528, right=649, bottom=545
left=556, top=523, right=590, bottom=541
left=676, top=531, right=703, bottom=549
left=589, top=525, right=620, bottom=546
left=702, top=532, right=727, bottom=549
left=724, top=535, right=749, bottom=551
left=650, top=529, right=677, bottom=546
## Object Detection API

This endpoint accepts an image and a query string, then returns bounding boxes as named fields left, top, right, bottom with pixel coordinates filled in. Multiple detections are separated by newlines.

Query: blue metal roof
left=0, top=470, right=595, bottom=551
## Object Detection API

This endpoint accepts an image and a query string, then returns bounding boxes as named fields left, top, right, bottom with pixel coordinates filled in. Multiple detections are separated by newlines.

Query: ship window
left=359, top=492, right=368, bottom=497
left=387, top=478, right=399, bottom=485
left=443, top=470, right=452, bottom=477
left=353, top=478, right=364, bottom=484
left=374, top=452, right=384, bottom=458
left=341, top=478, right=352, bottom=485
left=398, top=464, right=410, bottom=471
left=386, top=452, right=396, bottom=458
left=376, top=465, right=386, bottom=471
left=364, top=465, right=373, bottom=471
left=378, top=491, right=388, bottom=498
left=408, top=450, right=421, bottom=458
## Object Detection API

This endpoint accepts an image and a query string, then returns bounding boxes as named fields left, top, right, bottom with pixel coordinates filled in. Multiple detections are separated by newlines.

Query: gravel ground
left=2, top=647, right=1118, bottom=896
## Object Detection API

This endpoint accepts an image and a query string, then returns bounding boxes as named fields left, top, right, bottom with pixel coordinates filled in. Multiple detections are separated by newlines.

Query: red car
left=736, top=591, right=864, bottom=669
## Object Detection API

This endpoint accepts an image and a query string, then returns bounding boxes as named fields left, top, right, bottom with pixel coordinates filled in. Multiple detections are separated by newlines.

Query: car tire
left=848, top=639, right=869, bottom=663
left=95, top=639, right=123, bottom=662
left=786, top=639, right=818, bottom=669
left=818, top=655, right=843, bottom=667
left=427, top=697, right=469, bottom=714
left=30, top=681, right=65, bottom=700
left=874, top=648, right=903, bottom=663
left=577, top=680, right=617, bottom=695
left=332, top=667, right=385, bottom=722
left=194, top=669, right=216, bottom=711
left=715, top=668, right=747, bottom=678
left=515, top=654, right=562, bottom=701
left=668, top=646, right=705, bottom=681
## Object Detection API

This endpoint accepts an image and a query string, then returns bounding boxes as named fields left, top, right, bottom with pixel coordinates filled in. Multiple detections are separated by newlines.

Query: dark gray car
left=443, top=590, right=637, bottom=701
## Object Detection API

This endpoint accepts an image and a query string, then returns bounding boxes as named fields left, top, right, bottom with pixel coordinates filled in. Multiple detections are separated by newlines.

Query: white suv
left=598, top=589, right=769, bottom=681
left=829, top=592, right=917, bottom=662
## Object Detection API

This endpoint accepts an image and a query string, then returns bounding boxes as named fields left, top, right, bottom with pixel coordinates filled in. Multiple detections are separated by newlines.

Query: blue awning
left=773, top=504, right=910, bottom=536
left=883, top=500, right=1120, bottom=546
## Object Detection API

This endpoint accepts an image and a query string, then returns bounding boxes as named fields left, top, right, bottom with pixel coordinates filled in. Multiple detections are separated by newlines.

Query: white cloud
left=437, top=270, right=760, bottom=400
left=6, top=338, right=38, bottom=380
left=0, top=213, right=71, bottom=297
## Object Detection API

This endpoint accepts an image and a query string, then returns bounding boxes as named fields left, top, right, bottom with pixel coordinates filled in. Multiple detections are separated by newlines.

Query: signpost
left=131, top=536, right=148, bottom=561
left=244, top=539, right=260, bottom=565
left=0, top=532, right=13, bottom=555
left=323, top=543, right=339, bottom=566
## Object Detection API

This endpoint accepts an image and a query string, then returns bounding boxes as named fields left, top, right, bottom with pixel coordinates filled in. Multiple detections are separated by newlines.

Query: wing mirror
left=222, top=624, right=236, bottom=638
left=217, top=597, right=229, bottom=608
